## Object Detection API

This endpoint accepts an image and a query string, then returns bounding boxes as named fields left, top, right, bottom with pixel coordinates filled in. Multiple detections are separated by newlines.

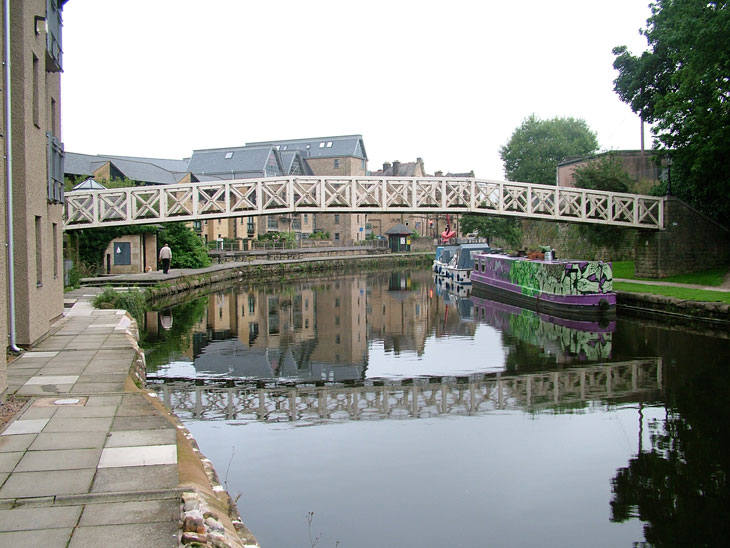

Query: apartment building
left=2, top=0, right=67, bottom=399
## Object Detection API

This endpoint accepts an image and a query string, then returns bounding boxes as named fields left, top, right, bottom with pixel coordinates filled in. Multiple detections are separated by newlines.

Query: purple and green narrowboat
left=471, top=253, right=616, bottom=319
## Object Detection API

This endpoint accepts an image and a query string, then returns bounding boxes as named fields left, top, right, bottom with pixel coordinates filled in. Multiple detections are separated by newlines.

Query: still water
left=143, top=269, right=729, bottom=548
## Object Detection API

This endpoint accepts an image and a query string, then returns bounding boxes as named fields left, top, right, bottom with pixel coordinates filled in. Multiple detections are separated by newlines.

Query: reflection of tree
left=610, top=362, right=730, bottom=547
left=142, top=297, right=209, bottom=370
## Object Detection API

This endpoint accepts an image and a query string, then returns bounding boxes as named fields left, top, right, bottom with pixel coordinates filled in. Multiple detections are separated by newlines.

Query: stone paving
left=0, top=303, right=182, bottom=548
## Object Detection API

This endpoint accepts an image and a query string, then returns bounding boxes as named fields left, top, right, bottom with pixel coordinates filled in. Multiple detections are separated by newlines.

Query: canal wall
left=617, top=291, right=730, bottom=329
left=145, top=253, right=432, bottom=303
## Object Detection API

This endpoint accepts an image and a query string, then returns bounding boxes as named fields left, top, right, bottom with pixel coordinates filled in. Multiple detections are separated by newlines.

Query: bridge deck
left=64, top=176, right=664, bottom=230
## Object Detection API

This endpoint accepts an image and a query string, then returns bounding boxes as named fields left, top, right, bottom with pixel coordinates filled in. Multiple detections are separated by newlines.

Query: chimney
left=435, top=170, right=443, bottom=177
left=393, top=161, right=401, bottom=176
left=416, top=157, right=424, bottom=176
left=383, top=162, right=391, bottom=174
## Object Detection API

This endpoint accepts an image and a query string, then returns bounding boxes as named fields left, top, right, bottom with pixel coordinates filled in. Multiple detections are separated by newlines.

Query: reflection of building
left=366, top=272, right=433, bottom=356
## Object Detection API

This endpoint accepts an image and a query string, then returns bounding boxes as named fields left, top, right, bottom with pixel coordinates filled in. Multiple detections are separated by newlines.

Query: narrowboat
left=444, top=243, right=492, bottom=285
left=471, top=253, right=616, bottom=319
left=433, top=245, right=458, bottom=277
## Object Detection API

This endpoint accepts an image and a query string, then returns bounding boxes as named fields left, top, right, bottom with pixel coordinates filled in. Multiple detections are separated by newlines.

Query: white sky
left=61, top=0, right=653, bottom=179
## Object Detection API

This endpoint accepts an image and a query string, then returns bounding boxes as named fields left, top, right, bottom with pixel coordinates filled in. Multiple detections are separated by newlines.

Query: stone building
left=1, top=0, right=68, bottom=399
left=247, top=135, right=369, bottom=243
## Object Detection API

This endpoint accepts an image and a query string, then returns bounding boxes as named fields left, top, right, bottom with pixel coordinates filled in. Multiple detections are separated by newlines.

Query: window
left=334, top=159, right=339, bottom=168
left=326, top=141, right=333, bottom=148
left=267, top=216, right=278, bottom=229
left=248, top=295, right=256, bottom=314
left=32, top=55, right=40, bottom=127
left=303, top=214, right=308, bottom=223
left=282, top=145, right=288, bottom=150
left=334, top=233, right=340, bottom=240
left=51, top=98, right=57, bottom=135
left=362, top=159, right=366, bottom=170
left=225, top=152, right=234, bottom=159
left=335, top=298, right=340, bottom=308
left=35, top=216, right=42, bottom=285
left=336, top=335, right=341, bottom=344
left=52, top=223, right=58, bottom=278
left=247, top=217, right=255, bottom=234
left=335, top=316, right=340, bottom=326
left=319, top=142, right=325, bottom=148
left=334, top=214, right=340, bottom=224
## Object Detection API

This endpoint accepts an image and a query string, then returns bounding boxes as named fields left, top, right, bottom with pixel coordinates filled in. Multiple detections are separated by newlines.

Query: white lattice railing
left=64, top=177, right=664, bottom=230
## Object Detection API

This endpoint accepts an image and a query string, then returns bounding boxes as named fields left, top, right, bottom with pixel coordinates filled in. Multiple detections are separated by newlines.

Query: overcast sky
left=61, top=0, right=653, bottom=179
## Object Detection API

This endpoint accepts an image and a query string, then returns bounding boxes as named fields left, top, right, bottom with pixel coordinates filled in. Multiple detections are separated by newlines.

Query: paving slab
left=91, top=464, right=178, bottom=493
left=0, top=434, right=36, bottom=453
left=29, top=431, right=108, bottom=451
left=98, top=445, right=177, bottom=468
left=105, top=429, right=177, bottom=448
left=54, top=405, right=118, bottom=418
left=43, top=416, right=114, bottom=433
left=15, top=448, right=101, bottom=472
left=71, top=383, right=124, bottom=394
left=0, top=527, right=73, bottom=548
left=69, top=521, right=178, bottom=548
left=0, top=452, right=22, bottom=473
left=86, top=395, right=123, bottom=407
left=1, top=418, right=49, bottom=435
left=111, top=415, right=171, bottom=431
left=15, top=406, right=57, bottom=420
left=15, top=384, right=74, bottom=396
left=24, top=375, right=79, bottom=385
left=0, top=505, right=82, bottom=531
left=0, top=469, right=95, bottom=498
left=79, top=499, right=179, bottom=526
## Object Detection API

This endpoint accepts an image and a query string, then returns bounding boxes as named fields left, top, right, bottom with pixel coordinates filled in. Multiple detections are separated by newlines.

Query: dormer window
left=326, top=141, right=333, bottom=148
left=319, top=142, right=325, bottom=148
left=225, top=152, right=234, bottom=159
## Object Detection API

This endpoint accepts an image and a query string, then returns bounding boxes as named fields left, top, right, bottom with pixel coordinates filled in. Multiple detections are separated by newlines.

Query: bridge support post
left=634, top=197, right=730, bottom=278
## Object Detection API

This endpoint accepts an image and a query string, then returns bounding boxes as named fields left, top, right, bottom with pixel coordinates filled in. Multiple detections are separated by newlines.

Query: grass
left=614, top=281, right=730, bottom=303
left=612, top=261, right=729, bottom=287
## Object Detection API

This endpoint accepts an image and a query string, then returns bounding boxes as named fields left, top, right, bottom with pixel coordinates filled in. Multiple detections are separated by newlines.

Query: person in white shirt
left=159, top=243, right=172, bottom=274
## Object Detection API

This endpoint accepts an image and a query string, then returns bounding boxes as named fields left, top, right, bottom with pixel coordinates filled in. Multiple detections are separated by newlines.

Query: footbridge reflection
left=151, top=358, right=662, bottom=423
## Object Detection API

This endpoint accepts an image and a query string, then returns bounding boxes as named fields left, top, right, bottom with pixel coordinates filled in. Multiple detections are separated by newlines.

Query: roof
left=72, top=178, right=105, bottom=190
left=187, top=146, right=282, bottom=179
left=64, top=152, right=190, bottom=185
left=279, top=150, right=314, bottom=175
left=557, top=150, right=653, bottom=168
left=246, top=135, right=367, bottom=160
left=384, top=223, right=413, bottom=235
left=103, top=154, right=190, bottom=173
left=371, top=161, right=423, bottom=177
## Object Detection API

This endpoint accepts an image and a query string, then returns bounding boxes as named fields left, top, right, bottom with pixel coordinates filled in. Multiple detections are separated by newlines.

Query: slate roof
left=246, top=135, right=367, bottom=160
left=384, top=223, right=413, bottom=235
left=186, top=146, right=282, bottom=179
left=279, top=151, right=314, bottom=175
left=64, top=152, right=190, bottom=185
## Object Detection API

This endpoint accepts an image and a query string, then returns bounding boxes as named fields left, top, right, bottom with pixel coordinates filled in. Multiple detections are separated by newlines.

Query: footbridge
left=63, top=176, right=664, bottom=230
left=150, top=358, right=662, bottom=423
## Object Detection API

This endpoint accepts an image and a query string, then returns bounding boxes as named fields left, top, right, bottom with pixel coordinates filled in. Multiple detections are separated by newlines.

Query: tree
left=460, top=215, right=522, bottom=248
left=157, top=222, right=211, bottom=269
left=573, top=155, right=633, bottom=247
left=612, top=0, right=730, bottom=226
left=500, top=115, right=599, bottom=184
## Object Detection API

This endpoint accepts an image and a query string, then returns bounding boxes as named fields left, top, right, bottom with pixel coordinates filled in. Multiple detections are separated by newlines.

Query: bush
left=93, top=287, right=147, bottom=326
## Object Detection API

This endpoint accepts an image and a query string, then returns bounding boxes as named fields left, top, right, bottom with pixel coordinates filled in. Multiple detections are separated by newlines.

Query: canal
left=142, top=268, right=729, bottom=548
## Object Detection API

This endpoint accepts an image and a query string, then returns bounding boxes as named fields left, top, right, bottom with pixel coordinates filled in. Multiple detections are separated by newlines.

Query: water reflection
left=144, top=270, right=619, bottom=383
left=141, top=268, right=730, bottom=547
left=154, top=358, right=661, bottom=423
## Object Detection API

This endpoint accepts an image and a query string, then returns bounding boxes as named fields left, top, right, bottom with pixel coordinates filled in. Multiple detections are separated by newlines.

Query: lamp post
left=665, top=155, right=673, bottom=196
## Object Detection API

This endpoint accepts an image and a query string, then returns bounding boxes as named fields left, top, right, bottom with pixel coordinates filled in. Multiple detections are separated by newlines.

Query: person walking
left=159, top=243, right=172, bottom=274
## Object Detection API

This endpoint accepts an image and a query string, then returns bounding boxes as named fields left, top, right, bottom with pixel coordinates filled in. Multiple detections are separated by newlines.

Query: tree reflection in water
left=610, top=359, right=730, bottom=547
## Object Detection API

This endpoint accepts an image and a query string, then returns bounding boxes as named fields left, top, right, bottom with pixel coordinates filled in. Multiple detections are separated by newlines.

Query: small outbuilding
left=384, top=223, right=414, bottom=252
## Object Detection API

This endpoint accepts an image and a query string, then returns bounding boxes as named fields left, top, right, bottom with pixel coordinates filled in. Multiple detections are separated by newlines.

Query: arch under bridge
left=63, top=176, right=665, bottom=230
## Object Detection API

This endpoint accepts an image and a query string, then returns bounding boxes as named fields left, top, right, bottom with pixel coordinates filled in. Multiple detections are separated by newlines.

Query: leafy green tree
left=573, top=155, right=633, bottom=247
left=460, top=214, right=522, bottom=247
left=75, top=225, right=156, bottom=269
left=612, top=0, right=730, bottom=226
left=500, top=115, right=599, bottom=184
left=572, top=154, right=632, bottom=193
left=158, top=222, right=211, bottom=268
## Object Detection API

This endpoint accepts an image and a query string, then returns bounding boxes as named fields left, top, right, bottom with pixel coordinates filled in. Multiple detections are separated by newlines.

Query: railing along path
left=64, top=177, right=664, bottom=230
